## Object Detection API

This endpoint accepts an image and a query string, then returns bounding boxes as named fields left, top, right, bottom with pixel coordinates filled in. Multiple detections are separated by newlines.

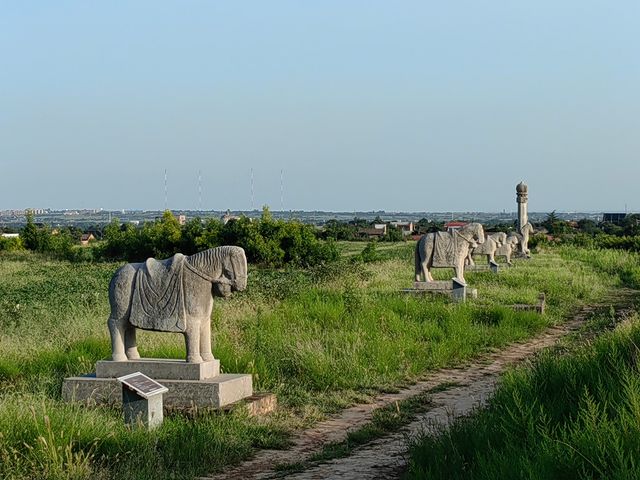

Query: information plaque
left=117, top=372, right=168, bottom=399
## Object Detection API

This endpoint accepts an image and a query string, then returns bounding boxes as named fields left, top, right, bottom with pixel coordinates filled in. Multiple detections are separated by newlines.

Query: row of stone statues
left=466, top=223, right=534, bottom=266
left=66, top=182, right=537, bottom=418
left=104, top=223, right=532, bottom=365
left=415, top=221, right=533, bottom=284
left=106, top=223, right=533, bottom=363
left=105, top=183, right=534, bottom=363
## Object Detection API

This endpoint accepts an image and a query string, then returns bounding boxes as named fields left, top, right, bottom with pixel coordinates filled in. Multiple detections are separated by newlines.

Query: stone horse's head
left=212, top=246, right=248, bottom=298
left=520, top=222, right=534, bottom=236
left=492, top=232, right=507, bottom=247
left=460, top=223, right=485, bottom=248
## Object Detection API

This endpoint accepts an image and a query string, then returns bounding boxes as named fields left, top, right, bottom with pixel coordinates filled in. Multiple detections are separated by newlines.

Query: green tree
left=21, top=211, right=39, bottom=250
left=383, top=226, right=404, bottom=242
left=415, top=218, right=443, bottom=234
left=622, top=214, right=640, bottom=236
left=21, top=211, right=52, bottom=252
left=543, top=211, right=571, bottom=235
left=180, top=218, right=204, bottom=254
left=322, top=219, right=357, bottom=241
left=577, top=218, right=600, bottom=235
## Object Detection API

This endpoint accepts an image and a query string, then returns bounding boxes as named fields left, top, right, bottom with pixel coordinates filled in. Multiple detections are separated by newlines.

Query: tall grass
left=405, top=314, right=640, bottom=480
left=558, top=245, right=640, bottom=290
left=0, top=246, right=624, bottom=478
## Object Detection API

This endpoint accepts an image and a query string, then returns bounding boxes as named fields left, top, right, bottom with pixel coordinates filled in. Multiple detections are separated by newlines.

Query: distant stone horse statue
left=515, top=222, right=534, bottom=256
left=466, top=232, right=506, bottom=266
left=107, top=246, right=247, bottom=363
left=415, top=223, right=485, bottom=284
left=495, top=234, right=519, bottom=265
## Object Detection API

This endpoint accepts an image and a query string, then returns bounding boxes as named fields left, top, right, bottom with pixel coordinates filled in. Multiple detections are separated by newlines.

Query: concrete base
left=405, top=278, right=469, bottom=302
left=224, top=393, right=278, bottom=417
left=512, top=293, right=546, bottom=314
left=96, top=358, right=220, bottom=381
left=413, top=280, right=457, bottom=291
left=465, top=261, right=499, bottom=273
left=63, top=373, right=253, bottom=409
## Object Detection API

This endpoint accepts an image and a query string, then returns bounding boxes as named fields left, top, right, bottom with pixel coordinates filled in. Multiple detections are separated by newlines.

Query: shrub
left=358, top=241, right=379, bottom=263
left=0, top=236, right=24, bottom=252
left=98, top=208, right=339, bottom=268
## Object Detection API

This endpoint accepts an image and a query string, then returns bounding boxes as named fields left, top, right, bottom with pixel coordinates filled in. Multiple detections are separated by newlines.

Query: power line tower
left=164, top=169, right=168, bottom=211
left=250, top=168, right=255, bottom=211
left=198, top=169, right=202, bottom=212
left=280, top=168, right=284, bottom=213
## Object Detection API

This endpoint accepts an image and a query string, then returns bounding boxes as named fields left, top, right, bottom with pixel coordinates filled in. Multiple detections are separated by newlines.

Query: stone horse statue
left=107, top=246, right=247, bottom=363
left=415, top=223, right=485, bottom=284
left=466, top=232, right=506, bottom=266
left=515, top=222, right=534, bottom=257
left=495, top=234, right=520, bottom=265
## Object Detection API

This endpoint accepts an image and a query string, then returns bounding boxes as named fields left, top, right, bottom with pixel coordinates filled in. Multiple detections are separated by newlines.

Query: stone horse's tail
left=414, top=237, right=422, bottom=281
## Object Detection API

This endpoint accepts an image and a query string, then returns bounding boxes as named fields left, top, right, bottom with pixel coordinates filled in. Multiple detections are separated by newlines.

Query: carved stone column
left=516, top=181, right=528, bottom=231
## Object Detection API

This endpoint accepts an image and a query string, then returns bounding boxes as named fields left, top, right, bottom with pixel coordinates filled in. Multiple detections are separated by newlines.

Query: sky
left=1, top=1, right=638, bottom=212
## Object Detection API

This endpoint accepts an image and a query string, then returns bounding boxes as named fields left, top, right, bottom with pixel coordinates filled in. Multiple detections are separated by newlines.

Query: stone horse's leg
left=414, top=239, right=423, bottom=282
left=421, top=235, right=435, bottom=282
left=108, top=264, right=136, bottom=362
left=488, top=245, right=497, bottom=264
left=455, top=246, right=467, bottom=283
left=422, top=239, right=436, bottom=282
left=125, top=326, right=140, bottom=360
left=416, top=236, right=434, bottom=282
left=184, top=320, right=203, bottom=364
left=467, top=250, right=476, bottom=266
left=199, top=318, right=214, bottom=362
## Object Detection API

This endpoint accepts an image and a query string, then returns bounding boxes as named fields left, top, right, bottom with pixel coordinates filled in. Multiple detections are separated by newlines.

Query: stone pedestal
left=63, top=373, right=252, bottom=408
left=465, top=261, right=499, bottom=273
left=512, top=293, right=546, bottom=314
left=63, top=359, right=254, bottom=409
left=404, top=278, right=470, bottom=302
left=96, top=358, right=219, bottom=380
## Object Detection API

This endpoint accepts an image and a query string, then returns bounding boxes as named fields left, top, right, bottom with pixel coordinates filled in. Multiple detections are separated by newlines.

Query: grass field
left=403, top=246, right=640, bottom=479
left=405, top=310, right=640, bottom=480
left=0, top=243, right=627, bottom=479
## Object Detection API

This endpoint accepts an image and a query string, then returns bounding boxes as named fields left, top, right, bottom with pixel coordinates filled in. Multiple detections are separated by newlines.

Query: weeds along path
left=200, top=293, right=636, bottom=480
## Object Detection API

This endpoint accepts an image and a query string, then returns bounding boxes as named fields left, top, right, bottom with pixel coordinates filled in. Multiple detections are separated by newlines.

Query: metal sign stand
left=117, top=372, right=168, bottom=430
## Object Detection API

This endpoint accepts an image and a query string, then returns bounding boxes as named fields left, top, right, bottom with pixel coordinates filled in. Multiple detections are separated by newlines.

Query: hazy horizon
left=2, top=2, right=638, bottom=212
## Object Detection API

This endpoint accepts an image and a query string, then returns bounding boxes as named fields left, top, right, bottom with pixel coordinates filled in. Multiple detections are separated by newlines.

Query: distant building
left=602, top=213, right=627, bottom=224
left=358, top=227, right=386, bottom=239
left=372, top=224, right=388, bottom=235
left=221, top=210, right=241, bottom=225
left=80, top=233, right=95, bottom=246
left=444, top=221, right=468, bottom=233
left=178, top=215, right=187, bottom=226
left=1, top=233, right=19, bottom=238
left=390, top=221, right=414, bottom=236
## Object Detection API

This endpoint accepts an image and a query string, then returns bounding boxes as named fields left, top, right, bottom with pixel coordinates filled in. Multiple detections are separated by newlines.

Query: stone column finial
left=516, top=181, right=528, bottom=230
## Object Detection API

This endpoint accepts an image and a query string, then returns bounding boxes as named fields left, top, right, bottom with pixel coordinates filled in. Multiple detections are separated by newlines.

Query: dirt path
left=200, top=299, right=633, bottom=480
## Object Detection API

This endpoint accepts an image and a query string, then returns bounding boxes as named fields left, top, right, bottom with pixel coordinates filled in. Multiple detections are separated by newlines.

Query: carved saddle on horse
left=431, top=231, right=459, bottom=267
left=130, top=254, right=188, bottom=333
